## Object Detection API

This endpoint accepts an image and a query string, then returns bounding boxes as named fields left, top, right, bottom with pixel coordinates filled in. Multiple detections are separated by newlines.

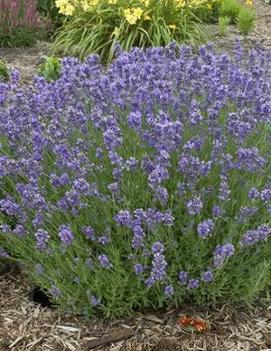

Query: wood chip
left=56, top=325, right=80, bottom=332
left=83, top=328, right=134, bottom=350
left=144, top=315, right=164, bottom=324
left=264, top=333, right=271, bottom=347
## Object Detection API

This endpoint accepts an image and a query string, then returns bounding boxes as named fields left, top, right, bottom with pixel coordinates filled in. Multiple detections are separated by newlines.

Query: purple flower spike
left=186, top=197, right=203, bottom=215
left=90, top=295, right=101, bottom=306
left=187, top=279, right=200, bottom=289
left=134, top=263, right=144, bottom=275
left=0, top=247, right=9, bottom=258
left=197, top=219, right=214, bottom=239
left=58, top=225, right=74, bottom=246
left=201, top=270, right=213, bottom=283
left=178, top=271, right=188, bottom=285
left=49, top=285, right=61, bottom=298
left=164, top=285, right=174, bottom=296
left=213, top=244, right=235, bottom=267
left=35, top=229, right=50, bottom=250
left=98, top=254, right=112, bottom=269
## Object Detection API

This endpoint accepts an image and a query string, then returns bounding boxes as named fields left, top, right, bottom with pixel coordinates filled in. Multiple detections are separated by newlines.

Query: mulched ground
left=0, top=267, right=271, bottom=351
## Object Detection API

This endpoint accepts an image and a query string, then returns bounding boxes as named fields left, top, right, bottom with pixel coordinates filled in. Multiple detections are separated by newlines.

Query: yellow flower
left=123, top=7, right=143, bottom=25
left=82, top=0, right=91, bottom=11
left=55, top=0, right=76, bottom=15
left=245, top=0, right=253, bottom=6
left=143, top=13, right=151, bottom=20
left=65, top=3, right=75, bottom=15
left=141, top=0, right=150, bottom=6
left=112, top=26, right=121, bottom=37
left=168, top=24, right=177, bottom=30
left=174, top=0, right=186, bottom=8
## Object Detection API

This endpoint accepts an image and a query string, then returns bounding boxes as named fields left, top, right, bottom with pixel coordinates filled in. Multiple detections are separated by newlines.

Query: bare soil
left=0, top=41, right=52, bottom=82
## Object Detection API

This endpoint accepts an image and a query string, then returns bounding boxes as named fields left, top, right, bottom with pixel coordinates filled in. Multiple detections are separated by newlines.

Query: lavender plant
left=0, top=42, right=271, bottom=318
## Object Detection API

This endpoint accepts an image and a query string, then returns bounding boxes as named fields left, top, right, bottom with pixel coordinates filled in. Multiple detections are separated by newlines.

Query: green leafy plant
left=219, top=0, right=241, bottom=23
left=38, top=56, right=61, bottom=81
left=237, top=6, right=256, bottom=35
left=218, top=15, right=231, bottom=35
left=0, top=27, right=48, bottom=48
left=52, top=0, right=209, bottom=62
left=0, top=58, right=9, bottom=81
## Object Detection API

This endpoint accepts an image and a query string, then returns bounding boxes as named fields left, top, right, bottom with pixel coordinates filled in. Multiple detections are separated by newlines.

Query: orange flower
left=178, top=315, right=207, bottom=332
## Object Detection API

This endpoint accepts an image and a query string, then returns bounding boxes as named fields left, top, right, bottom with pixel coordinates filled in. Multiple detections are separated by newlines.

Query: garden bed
left=1, top=268, right=271, bottom=351
left=0, top=0, right=271, bottom=82
left=1, top=0, right=271, bottom=350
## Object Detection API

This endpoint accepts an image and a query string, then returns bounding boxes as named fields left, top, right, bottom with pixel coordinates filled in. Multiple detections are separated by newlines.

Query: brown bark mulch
left=0, top=267, right=271, bottom=351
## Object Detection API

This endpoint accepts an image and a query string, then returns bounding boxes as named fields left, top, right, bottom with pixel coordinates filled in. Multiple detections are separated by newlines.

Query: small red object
left=178, top=315, right=207, bottom=332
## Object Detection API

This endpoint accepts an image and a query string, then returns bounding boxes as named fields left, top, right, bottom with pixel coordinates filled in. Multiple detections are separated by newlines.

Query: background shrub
left=0, top=43, right=270, bottom=318
left=0, top=0, right=50, bottom=47
left=237, top=6, right=256, bottom=35
left=52, top=0, right=213, bottom=62
left=37, top=0, right=63, bottom=30
left=218, top=0, right=241, bottom=22
left=218, top=15, right=230, bottom=36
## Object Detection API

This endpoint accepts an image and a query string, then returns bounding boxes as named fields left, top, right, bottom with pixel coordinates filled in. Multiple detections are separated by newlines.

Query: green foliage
left=237, top=6, right=256, bottom=35
left=52, top=1, right=207, bottom=62
left=0, top=58, right=9, bottom=81
left=37, top=0, right=64, bottom=29
left=38, top=56, right=61, bottom=81
left=219, top=0, right=241, bottom=23
left=218, top=15, right=231, bottom=35
left=0, top=27, right=46, bottom=48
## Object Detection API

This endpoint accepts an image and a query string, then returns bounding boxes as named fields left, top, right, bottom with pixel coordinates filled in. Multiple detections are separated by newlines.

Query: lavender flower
left=98, top=254, right=112, bottom=269
left=240, top=224, right=271, bottom=246
left=212, top=205, right=223, bottom=218
left=186, top=197, right=203, bottom=215
left=90, top=295, right=101, bottom=306
left=35, top=263, right=44, bottom=275
left=98, top=236, right=110, bottom=245
left=83, top=226, right=95, bottom=241
left=213, top=244, right=235, bottom=267
left=35, top=229, right=50, bottom=250
left=114, top=210, right=132, bottom=227
left=58, top=225, right=74, bottom=246
left=0, top=247, right=9, bottom=258
left=201, top=270, right=213, bottom=283
left=261, top=188, right=271, bottom=203
left=49, top=285, right=61, bottom=298
left=164, top=285, right=174, bottom=296
left=134, top=263, right=144, bottom=275
left=178, top=271, right=188, bottom=285
left=151, top=241, right=164, bottom=254
left=197, top=219, right=214, bottom=239
left=155, top=186, right=169, bottom=205
left=151, top=252, right=167, bottom=281
left=132, top=225, right=145, bottom=249
left=187, top=279, right=200, bottom=289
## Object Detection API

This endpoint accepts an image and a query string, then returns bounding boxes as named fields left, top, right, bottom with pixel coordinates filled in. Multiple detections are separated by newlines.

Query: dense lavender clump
left=0, top=42, right=270, bottom=318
